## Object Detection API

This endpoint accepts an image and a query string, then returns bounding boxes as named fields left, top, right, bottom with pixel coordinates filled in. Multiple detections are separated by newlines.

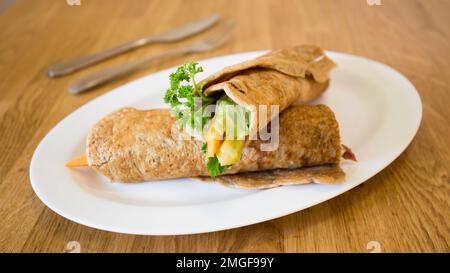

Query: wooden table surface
left=0, top=0, right=449, bottom=253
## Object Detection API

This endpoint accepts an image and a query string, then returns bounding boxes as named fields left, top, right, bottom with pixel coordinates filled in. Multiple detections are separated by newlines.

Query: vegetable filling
left=164, top=62, right=250, bottom=177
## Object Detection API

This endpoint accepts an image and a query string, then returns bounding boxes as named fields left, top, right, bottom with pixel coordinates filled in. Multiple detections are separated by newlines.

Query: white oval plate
left=30, top=50, right=422, bottom=235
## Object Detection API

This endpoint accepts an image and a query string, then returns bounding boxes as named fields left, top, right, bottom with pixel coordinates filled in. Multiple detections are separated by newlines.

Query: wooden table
left=0, top=0, right=449, bottom=253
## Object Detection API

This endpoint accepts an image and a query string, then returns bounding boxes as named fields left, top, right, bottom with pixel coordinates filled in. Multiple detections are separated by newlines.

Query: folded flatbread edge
left=193, top=164, right=345, bottom=189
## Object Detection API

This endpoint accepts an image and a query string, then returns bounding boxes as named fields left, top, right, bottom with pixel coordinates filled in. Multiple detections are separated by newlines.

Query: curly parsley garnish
left=164, top=62, right=215, bottom=137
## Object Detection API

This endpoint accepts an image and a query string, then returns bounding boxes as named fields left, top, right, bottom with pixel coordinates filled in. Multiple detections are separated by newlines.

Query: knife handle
left=47, top=38, right=153, bottom=78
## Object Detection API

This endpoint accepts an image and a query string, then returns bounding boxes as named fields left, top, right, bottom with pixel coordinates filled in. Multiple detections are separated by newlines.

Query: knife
left=47, top=14, right=220, bottom=77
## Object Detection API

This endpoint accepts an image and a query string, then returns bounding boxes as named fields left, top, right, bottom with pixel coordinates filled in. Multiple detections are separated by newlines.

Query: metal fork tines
left=69, top=21, right=235, bottom=95
left=188, top=21, right=234, bottom=52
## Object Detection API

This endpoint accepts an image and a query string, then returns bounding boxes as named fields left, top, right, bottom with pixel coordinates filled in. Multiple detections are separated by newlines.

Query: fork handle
left=47, top=38, right=154, bottom=78
left=69, top=47, right=189, bottom=95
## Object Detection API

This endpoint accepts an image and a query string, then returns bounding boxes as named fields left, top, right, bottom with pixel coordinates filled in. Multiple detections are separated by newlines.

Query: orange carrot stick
left=65, top=155, right=88, bottom=167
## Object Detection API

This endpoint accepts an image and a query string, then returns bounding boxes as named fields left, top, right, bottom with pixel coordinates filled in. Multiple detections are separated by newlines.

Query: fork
left=69, top=21, right=234, bottom=95
left=48, top=14, right=220, bottom=77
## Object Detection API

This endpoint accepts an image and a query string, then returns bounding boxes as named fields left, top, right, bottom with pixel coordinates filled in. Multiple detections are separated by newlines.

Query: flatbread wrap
left=66, top=45, right=354, bottom=187
left=200, top=44, right=336, bottom=135
left=163, top=45, right=336, bottom=176
left=86, top=105, right=348, bottom=185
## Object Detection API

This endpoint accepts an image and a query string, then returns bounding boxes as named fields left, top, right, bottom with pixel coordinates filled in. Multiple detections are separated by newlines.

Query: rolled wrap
left=200, top=45, right=336, bottom=136
left=87, top=105, right=342, bottom=182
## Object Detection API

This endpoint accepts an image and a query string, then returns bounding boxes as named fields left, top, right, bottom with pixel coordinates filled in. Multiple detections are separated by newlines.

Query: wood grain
left=0, top=0, right=449, bottom=253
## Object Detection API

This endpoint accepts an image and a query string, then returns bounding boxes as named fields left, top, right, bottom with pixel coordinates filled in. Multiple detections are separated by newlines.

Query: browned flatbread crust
left=86, top=108, right=207, bottom=182
left=194, top=164, right=345, bottom=189
left=201, top=45, right=336, bottom=136
left=87, top=105, right=342, bottom=182
left=201, top=45, right=335, bottom=88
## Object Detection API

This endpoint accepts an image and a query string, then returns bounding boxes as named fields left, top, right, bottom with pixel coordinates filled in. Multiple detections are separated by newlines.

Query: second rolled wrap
left=201, top=45, right=336, bottom=135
